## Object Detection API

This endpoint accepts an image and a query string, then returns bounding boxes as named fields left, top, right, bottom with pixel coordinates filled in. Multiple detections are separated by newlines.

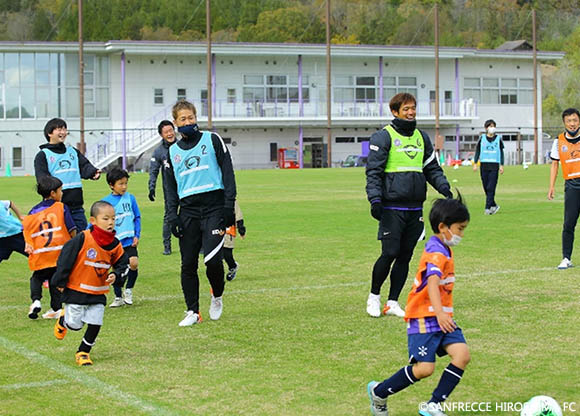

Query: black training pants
left=30, top=267, right=62, bottom=311
left=480, top=168, right=499, bottom=209
left=563, top=186, right=580, bottom=259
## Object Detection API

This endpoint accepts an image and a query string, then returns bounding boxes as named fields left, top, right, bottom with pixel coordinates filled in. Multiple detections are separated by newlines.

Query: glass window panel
left=483, top=78, right=498, bottom=87
left=464, top=78, right=480, bottom=87
left=510, top=93, right=517, bottom=104
left=266, top=75, right=286, bottom=85
left=502, top=78, right=517, bottom=88
left=400, top=88, right=417, bottom=96
left=384, top=76, right=396, bottom=86
left=335, top=75, right=353, bottom=86
left=20, top=54, right=34, bottom=85
left=243, top=87, right=264, bottom=101
left=65, top=54, right=79, bottom=86
left=96, top=87, right=109, bottom=117
left=289, top=75, right=308, bottom=85
left=36, top=70, right=50, bottom=86
left=519, top=78, right=533, bottom=89
left=66, top=87, right=80, bottom=117
left=519, top=90, right=533, bottom=104
left=50, top=54, right=59, bottom=85
left=96, top=56, right=109, bottom=85
left=84, top=88, right=94, bottom=101
left=85, top=102, right=95, bottom=118
left=244, top=75, right=262, bottom=85
left=0, top=104, right=3, bottom=118
left=36, top=53, right=50, bottom=70
left=84, top=71, right=94, bottom=85
left=266, top=87, right=287, bottom=101
left=5, top=54, right=19, bottom=87
left=5, top=87, right=19, bottom=118
left=463, top=88, right=480, bottom=101
left=0, top=70, right=4, bottom=84
left=21, top=87, right=34, bottom=118
left=383, top=87, right=397, bottom=99
left=399, top=77, right=416, bottom=86
left=12, top=147, right=23, bottom=168
left=482, top=89, right=499, bottom=104
left=36, top=87, right=50, bottom=118
left=334, top=87, right=354, bottom=102
left=84, top=55, right=95, bottom=71
left=356, top=76, right=375, bottom=86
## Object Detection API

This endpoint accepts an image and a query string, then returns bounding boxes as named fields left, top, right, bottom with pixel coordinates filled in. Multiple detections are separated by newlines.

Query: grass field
left=0, top=165, right=578, bottom=415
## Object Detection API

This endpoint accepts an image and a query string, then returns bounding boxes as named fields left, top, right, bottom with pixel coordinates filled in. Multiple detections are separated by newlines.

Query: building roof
left=495, top=40, right=533, bottom=51
left=0, top=40, right=564, bottom=60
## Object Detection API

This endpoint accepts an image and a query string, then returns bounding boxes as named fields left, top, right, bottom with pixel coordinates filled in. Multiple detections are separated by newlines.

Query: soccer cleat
left=163, top=248, right=171, bottom=255
left=124, top=288, right=133, bottom=305
left=418, top=402, right=447, bottom=416
left=366, top=293, right=381, bottom=318
left=75, top=352, right=93, bottom=366
left=557, top=258, right=573, bottom=270
left=54, top=311, right=67, bottom=340
left=28, top=300, right=42, bottom=319
left=367, top=381, right=388, bottom=416
left=209, top=295, right=223, bottom=320
left=109, top=297, right=125, bottom=308
left=42, top=308, right=61, bottom=319
left=484, top=209, right=491, bottom=215
left=178, top=311, right=202, bottom=327
left=226, top=262, right=239, bottom=281
left=489, top=205, right=500, bottom=215
left=383, top=300, right=405, bottom=318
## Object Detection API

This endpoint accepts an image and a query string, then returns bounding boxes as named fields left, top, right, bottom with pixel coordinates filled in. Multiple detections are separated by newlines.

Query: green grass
left=0, top=165, right=578, bottom=415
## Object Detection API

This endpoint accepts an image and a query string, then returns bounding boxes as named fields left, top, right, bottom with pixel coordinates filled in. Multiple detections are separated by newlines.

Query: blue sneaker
left=367, top=381, right=388, bottom=416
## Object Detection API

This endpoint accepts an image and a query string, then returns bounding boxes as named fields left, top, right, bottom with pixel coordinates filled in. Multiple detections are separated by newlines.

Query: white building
left=0, top=40, right=564, bottom=175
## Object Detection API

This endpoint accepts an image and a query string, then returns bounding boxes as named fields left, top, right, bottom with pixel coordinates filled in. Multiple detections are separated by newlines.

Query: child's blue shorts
left=408, top=327, right=466, bottom=363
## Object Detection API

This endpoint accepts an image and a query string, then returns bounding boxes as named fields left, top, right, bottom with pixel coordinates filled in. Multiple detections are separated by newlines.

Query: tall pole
left=434, top=3, right=440, bottom=151
left=532, top=9, right=538, bottom=164
left=78, top=0, right=85, bottom=154
left=121, top=52, right=127, bottom=169
left=326, top=0, right=332, bottom=167
left=206, top=0, right=212, bottom=129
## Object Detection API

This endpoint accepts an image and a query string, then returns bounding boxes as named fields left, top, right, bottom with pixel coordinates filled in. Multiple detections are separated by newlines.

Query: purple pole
left=121, top=51, right=126, bottom=169
left=454, top=58, right=459, bottom=116
left=379, top=56, right=384, bottom=117
left=211, top=53, right=216, bottom=121
left=455, top=124, right=460, bottom=158
left=298, top=54, right=303, bottom=168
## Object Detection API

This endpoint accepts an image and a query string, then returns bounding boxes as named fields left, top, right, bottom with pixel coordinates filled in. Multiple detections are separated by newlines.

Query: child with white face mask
left=473, top=119, right=504, bottom=215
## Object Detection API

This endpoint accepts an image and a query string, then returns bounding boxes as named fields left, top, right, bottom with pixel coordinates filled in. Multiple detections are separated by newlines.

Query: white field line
left=0, top=266, right=557, bottom=310
left=0, top=379, right=70, bottom=389
left=0, top=336, right=177, bottom=415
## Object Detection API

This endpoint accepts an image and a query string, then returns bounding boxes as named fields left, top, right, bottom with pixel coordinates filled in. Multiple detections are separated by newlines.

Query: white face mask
left=443, top=230, right=462, bottom=247
left=487, top=126, right=496, bottom=135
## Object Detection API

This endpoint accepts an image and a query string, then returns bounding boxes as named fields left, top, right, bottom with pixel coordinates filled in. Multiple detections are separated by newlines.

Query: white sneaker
left=484, top=209, right=491, bottom=215
left=384, top=300, right=405, bottom=318
left=124, top=288, right=133, bottom=305
left=179, top=310, right=202, bottom=327
left=419, top=402, right=447, bottom=416
left=209, top=295, right=223, bottom=320
left=558, top=258, right=573, bottom=270
left=367, top=381, right=388, bottom=416
left=109, top=297, right=124, bottom=308
left=366, top=293, right=381, bottom=318
left=28, top=300, right=41, bottom=319
left=226, top=262, right=239, bottom=281
left=42, top=308, right=61, bottom=319
left=489, top=205, right=500, bottom=215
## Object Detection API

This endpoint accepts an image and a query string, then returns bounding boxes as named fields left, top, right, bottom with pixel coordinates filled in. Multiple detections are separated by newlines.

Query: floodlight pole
left=78, top=0, right=85, bottom=154
left=533, top=9, right=538, bottom=164
left=206, top=0, right=212, bottom=129
left=326, top=0, right=332, bottom=167
left=434, top=3, right=440, bottom=151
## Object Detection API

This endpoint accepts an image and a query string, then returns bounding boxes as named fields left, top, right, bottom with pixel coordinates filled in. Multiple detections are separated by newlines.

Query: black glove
left=236, top=220, right=246, bottom=237
left=224, top=207, right=235, bottom=228
left=148, top=189, right=155, bottom=202
left=170, top=217, right=184, bottom=238
left=442, top=187, right=453, bottom=199
left=371, top=201, right=383, bottom=221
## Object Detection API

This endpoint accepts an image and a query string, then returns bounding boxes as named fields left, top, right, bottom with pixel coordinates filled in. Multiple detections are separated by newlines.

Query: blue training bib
left=42, top=145, right=82, bottom=190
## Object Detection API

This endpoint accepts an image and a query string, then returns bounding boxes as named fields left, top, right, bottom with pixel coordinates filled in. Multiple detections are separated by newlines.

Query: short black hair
left=90, top=200, right=114, bottom=217
left=562, top=108, right=580, bottom=120
left=484, top=119, right=496, bottom=129
left=43, top=118, right=67, bottom=141
left=429, top=192, right=470, bottom=234
left=106, top=167, right=130, bottom=186
left=36, top=176, right=63, bottom=198
left=158, top=120, right=174, bottom=135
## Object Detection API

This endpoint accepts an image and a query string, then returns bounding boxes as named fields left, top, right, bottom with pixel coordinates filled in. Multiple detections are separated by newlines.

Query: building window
left=0, top=147, right=3, bottom=168
left=227, top=88, right=236, bottom=103
left=222, top=137, right=232, bottom=144
left=177, top=88, right=187, bottom=101
left=154, top=89, right=164, bottom=105
left=383, top=76, right=417, bottom=100
left=464, top=77, right=531, bottom=105
left=336, top=136, right=355, bottom=143
left=243, top=75, right=309, bottom=103
left=12, top=147, right=23, bottom=168
left=270, top=142, right=278, bottom=162
left=357, top=137, right=370, bottom=142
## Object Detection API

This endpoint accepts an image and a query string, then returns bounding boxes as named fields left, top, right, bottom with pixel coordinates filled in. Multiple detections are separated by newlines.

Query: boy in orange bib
left=22, top=176, right=77, bottom=319
left=52, top=200, right=128, bottom=366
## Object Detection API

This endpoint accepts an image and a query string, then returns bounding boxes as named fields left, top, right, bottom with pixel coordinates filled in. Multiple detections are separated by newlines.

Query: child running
left=367, top=194, right=470, bottom=416
left=102, top=168, right=141, bottom=307
left=22, top=176, right=77, bottom=319
left=52, top=200, right=128, bottom=366
left=0, top=199, right=26, bottom=263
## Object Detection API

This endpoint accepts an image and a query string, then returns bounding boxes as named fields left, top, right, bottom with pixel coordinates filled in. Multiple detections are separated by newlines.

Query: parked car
left=342, top=154, right=368, bottom=167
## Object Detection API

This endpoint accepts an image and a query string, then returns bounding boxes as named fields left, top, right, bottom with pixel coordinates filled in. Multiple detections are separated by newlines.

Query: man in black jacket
left=365, top=93, right=452, bottom=319
left=166, top=100, right=237, bottom=327
left=148, top=120, right=177, bottom=255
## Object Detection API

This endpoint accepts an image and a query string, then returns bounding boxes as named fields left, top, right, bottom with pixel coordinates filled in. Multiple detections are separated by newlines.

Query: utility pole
left=434, top=3, right=440, bottom=152
left=206, top=0, right=212, bottom=129
left=78, top=0, right=85, bottom=154
left=326, top=0, right=332, bottom=167
left=532, top=9, right=538, bottom=164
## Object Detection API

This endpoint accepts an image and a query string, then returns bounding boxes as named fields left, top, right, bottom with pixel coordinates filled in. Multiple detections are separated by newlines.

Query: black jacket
left=148, top=139, right=175, bottom=203
left=165, top=130, right=236, bottom=222
left=34, top=143, right=99, bottom=209
left=51, top=230, right=129, bottom=306
left=365, top=123, right=451, bottom=208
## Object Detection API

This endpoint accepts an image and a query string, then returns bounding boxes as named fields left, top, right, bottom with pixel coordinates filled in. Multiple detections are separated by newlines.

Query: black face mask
left=177, top=123, right=199, bottom=139
left=392, top=117, right=417, bottom=136
left=566, top=128, right=580, bottom=137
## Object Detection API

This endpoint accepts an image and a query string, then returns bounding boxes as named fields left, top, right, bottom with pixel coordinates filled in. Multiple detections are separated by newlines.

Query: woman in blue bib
left=473, top=119, right=504, bottom=215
